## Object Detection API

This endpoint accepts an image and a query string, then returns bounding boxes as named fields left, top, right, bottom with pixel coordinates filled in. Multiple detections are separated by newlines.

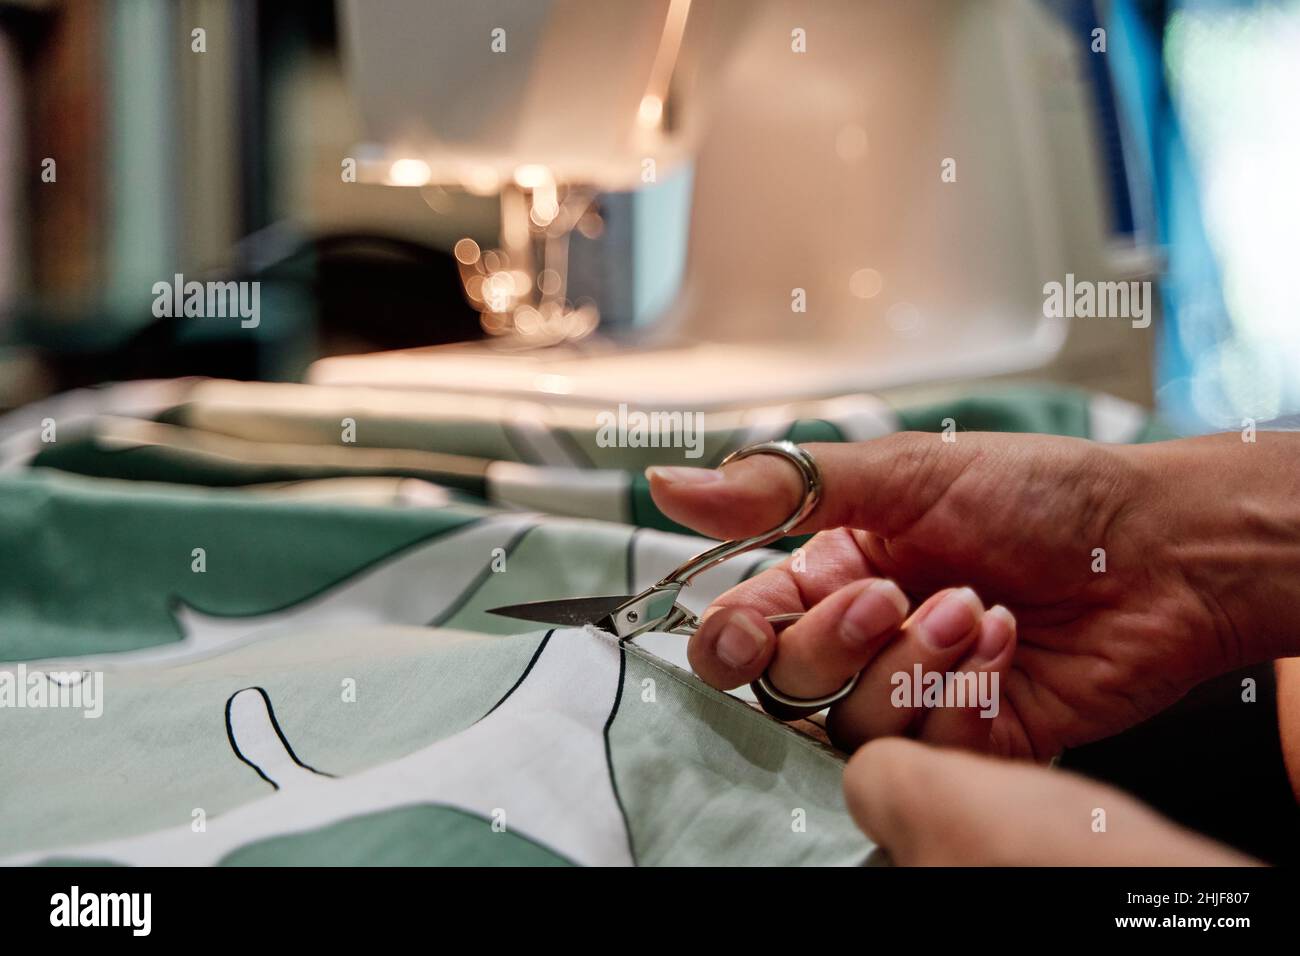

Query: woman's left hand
left=844, top=738, right=1257, bottom=866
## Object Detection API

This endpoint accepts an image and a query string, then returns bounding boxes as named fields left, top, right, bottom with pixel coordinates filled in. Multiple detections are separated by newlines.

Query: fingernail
left=912, top=587, right=982, bottom=649
left=840, top=579, right=910, bottom=650
left=645, top=466, right=724, bottom=485
left=716, top=613, right=767, bottom=668
left=973, top=605, right=1016, bottom=663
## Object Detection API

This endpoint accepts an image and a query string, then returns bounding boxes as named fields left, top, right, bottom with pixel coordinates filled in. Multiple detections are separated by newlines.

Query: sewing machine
left=317, top=0, right=1155, bottom=409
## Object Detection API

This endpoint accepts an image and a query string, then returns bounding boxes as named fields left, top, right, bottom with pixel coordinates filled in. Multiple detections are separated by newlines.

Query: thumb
left=647, top=433, right=974, bottom=541
left=844, top=738, right=1034, bottom=865
left=843, top=738, right=1257, bottom=866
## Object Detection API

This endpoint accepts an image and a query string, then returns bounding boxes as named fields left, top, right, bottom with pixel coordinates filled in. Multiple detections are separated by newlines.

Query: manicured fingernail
left=840, top=579, right=910, bottom=650
left=912, top=587, right=982, bottom=649
left=973, top=605, right=1016, bottom=662
left=645, top=466, right=724, bottom=485
left=716, top=613, right=767, bottom=668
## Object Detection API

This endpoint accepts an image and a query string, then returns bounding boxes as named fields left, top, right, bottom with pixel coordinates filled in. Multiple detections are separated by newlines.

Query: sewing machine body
left=326, top=0, right=1154, bottom=408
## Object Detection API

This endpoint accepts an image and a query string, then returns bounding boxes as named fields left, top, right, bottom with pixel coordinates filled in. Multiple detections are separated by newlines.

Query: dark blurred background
left=0, top=0, right=495, bottom=398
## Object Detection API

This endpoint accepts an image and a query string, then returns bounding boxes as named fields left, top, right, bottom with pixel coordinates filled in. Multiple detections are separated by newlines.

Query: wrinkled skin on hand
left=650, top=433, right=1243, bottom=758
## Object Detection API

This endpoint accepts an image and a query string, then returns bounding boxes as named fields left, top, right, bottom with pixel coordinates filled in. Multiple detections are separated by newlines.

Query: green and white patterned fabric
left=0, top=379, right=1165, bottom=866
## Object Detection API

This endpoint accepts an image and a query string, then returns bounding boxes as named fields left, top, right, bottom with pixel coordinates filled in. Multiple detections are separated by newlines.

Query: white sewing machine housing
left=320, top=0, right=1154, bottom=409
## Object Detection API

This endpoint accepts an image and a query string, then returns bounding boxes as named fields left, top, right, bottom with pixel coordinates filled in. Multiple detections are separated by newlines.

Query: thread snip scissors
left=487, top=440, right=860, bottom=720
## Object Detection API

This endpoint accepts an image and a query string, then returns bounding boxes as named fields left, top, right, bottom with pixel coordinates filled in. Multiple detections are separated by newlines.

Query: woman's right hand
left=649, top=431, right=1300, bottom=757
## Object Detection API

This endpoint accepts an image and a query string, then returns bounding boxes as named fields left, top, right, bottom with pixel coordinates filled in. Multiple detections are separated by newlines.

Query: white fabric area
left=2, top=511, right=784, bottom=865
left=486, top=461, right=631, bottom=523
left=3, top=626, right=633, bottom=867
left=0, top=379, right=191, bottom=472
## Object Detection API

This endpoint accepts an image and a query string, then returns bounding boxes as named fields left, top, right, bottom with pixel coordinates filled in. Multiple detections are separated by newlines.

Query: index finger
left=647, top=434, right=974, bottom=541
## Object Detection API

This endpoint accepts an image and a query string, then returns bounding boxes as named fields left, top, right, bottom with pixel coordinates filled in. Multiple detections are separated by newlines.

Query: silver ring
left=751, top=670, right=860, bottom=722
left=717, top=440, right=823, bottom=537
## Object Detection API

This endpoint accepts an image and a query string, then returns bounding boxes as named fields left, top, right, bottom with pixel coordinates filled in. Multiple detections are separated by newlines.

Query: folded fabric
left=0, top=379, right=1165, bottom=865
left=0, top=378, right=1168, bottom=537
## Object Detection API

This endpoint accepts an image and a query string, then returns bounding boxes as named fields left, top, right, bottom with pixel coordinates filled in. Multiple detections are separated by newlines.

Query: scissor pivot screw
left=625, top=611, right=639, bottom=622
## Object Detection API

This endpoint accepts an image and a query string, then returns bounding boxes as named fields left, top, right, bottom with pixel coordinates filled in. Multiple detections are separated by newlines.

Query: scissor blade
left=486, top=594, right=636, bottom=628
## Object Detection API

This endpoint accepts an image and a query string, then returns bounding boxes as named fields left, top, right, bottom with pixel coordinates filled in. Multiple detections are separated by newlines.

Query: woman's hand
left=648, top=431, right=1299, bottom=757
left=844, top=738, right=1256, bottom=865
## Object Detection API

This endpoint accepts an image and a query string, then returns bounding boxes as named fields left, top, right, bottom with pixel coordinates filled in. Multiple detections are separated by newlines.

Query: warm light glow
left=534, top=374, right=572, bottom=395
left=389, top=158, right=431, bottom=187
left=530, top=198, right=559, bottom=227
left=527, top=180, right=560, bottom=227
left=461, top=166, right=501, bottom=196
left=537, top=269, right=562, bottom=297
left=638, top=95, right=664, bottom=128
left=514, top=164, right=553, bottom=189
left=449, top=168, right=603, bottom=344
left=453, top=238, right=481, bottom=266
left=638, top=0, right=691, bottom=133
left=570, top=303, right=599, bottom=339
left=509, top=270, right=533, bottom=295
left=483, top=274, right=514, bottom=313
left=514, top=306, right=543, bottom=335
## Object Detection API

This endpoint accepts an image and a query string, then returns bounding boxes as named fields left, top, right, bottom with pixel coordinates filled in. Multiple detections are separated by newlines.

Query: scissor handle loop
left=656, top=440, right=823, bottom=588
